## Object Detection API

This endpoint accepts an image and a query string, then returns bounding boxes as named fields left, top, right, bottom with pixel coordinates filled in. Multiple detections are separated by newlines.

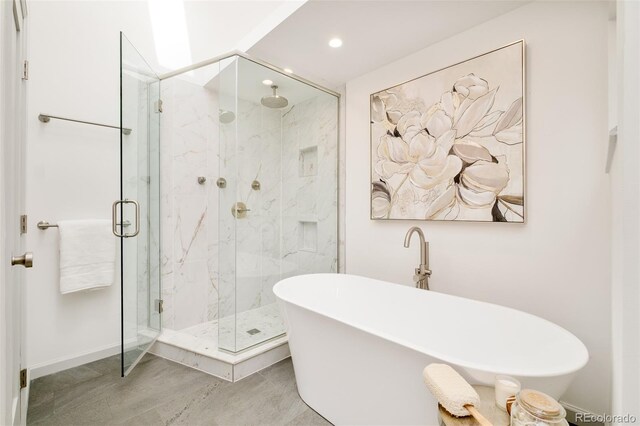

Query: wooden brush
left=423, top=364, right=493, bottom=426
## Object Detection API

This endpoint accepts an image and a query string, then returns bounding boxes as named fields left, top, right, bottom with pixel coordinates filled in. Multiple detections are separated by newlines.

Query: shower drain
left=246, top=328, right=261, bottom=335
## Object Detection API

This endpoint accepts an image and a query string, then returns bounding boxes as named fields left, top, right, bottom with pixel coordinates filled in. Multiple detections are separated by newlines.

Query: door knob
left=11, top=252, right=33, bottom=268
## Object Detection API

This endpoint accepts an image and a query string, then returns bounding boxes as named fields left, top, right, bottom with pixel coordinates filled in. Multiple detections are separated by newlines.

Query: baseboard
left=561, top=401, right=605, bottom=426
left=28, top=342, right=120, bottom=380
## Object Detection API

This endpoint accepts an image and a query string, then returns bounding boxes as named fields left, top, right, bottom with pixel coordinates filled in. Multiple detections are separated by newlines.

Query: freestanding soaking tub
left=273, top=274, right=589, bottom=426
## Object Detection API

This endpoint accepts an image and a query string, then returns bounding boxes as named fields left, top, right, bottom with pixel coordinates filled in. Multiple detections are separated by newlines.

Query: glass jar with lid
left=510, top=389, right=569, bottom=426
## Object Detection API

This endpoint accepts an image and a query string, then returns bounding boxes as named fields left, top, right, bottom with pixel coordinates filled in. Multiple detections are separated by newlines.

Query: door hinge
left=20, top=215, right=27, bottom=234
left=22, top=60, right=28, bottom=80
left=20, top=369, right=27, bottom=389
left=155, top=299, right=163, bottom=314
left=155, top=99, right=163, bottom=113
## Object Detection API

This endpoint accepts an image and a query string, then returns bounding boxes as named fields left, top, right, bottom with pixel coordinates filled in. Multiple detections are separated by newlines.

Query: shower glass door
left=119, top=32, right=162, bottom=376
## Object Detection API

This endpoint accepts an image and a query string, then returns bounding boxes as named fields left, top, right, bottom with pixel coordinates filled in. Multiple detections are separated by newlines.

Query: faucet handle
left=419, top=265, right=432, bottom=277
left=413, top=266, right=432, bottom=283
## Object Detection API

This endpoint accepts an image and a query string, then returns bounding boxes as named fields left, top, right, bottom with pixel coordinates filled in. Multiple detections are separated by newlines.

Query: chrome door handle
left=11, top=252, right=33, bottom=268
left=112, top=199, right=140, bottom=238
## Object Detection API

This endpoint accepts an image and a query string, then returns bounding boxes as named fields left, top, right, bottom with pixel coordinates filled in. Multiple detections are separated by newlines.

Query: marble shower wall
left=219, top=92, right=339, bottom=325
left=218, top=98, right=283, bottom=324
left=280, top=94, right=339, bottom=283
left=160, top=73, right=340, bottom=341
left=219, top=92, right=338, bottom=354
left=160, top=78, right=219, bottom=331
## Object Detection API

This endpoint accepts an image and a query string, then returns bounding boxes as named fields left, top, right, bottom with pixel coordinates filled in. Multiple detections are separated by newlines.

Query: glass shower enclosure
left=118, top=32, right=338, bottom=376
left=216, top=56, right=339, bottom=353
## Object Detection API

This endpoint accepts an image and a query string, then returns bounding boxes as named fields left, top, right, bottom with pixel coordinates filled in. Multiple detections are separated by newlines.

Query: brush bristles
left=423, top=364, right=480, bottom=417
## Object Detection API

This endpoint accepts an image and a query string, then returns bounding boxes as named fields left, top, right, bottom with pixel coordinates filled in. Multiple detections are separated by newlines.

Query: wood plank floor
left=27, top=354, right=330, bottom=426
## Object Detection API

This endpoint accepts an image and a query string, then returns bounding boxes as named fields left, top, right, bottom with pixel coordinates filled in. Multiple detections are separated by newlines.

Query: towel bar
left=38, top=114, right=132, bottom=135
left=37, top=220, right=131, bottom=230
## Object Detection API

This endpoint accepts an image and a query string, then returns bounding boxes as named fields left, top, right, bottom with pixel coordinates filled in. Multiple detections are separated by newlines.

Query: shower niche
left=137, top=53, right=339, bottom=379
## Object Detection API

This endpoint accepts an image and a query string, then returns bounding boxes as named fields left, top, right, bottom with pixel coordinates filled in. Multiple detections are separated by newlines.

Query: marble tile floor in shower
left=27, top=354, right=330, bottom=426
left=178, top=303, right=286, bottom=352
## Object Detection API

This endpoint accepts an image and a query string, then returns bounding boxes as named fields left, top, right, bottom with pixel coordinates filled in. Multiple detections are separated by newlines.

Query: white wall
left=345, top=0, right=610, bottom=414
left=24, top=1, right=137, bottom=372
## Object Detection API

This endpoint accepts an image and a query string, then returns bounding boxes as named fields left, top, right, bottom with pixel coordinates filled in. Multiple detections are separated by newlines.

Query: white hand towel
left=59, top=220, right=115, bottom=294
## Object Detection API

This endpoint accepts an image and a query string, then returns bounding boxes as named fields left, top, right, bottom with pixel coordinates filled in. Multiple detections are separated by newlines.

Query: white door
left=1, top=0, right=29, bottom=425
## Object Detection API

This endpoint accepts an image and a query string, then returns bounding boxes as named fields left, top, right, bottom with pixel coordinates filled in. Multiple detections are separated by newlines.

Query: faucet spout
left=404, top=226, right=431, bottom=290
left=404, top=226, right=425, bottom=249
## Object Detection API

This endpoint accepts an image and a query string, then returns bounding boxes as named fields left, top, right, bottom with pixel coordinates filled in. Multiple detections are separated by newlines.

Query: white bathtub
left=273, top=273, right=588, bottom=426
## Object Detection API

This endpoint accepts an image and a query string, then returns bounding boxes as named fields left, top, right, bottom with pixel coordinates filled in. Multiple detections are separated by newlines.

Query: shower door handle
left=112, top=199, right=140, bottom=238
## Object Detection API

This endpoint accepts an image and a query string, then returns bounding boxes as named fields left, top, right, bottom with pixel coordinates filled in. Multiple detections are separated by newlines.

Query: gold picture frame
left=370, top=40, right=525, bottom=223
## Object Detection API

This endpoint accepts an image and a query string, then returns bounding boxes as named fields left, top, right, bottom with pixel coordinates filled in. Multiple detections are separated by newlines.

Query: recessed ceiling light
left=262, top=79, right=273, bottom=86
left=328, top=38, right=343, bottom=48
left=284, top=68, right=293, bottom=74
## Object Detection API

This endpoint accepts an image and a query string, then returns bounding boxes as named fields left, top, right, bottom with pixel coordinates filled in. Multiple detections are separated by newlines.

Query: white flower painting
left=370, top=41, right=525, bottom=222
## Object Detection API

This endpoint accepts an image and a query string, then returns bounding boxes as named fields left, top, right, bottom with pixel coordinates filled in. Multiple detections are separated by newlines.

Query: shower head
left=261, top=85, right=288, bottom=109
left=219, top=109, right=236, bottom=124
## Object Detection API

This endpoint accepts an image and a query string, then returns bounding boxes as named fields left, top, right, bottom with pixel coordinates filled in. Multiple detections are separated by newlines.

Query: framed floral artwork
left=370, top=40, right=525, bottom=222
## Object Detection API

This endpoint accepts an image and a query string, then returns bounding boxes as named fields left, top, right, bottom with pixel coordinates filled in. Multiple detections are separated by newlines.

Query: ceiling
left=180, top=1, right=305, bottom=66
left=248, top=0, right=530, bottom=89
left=122, top=0, right=306, bottom=75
